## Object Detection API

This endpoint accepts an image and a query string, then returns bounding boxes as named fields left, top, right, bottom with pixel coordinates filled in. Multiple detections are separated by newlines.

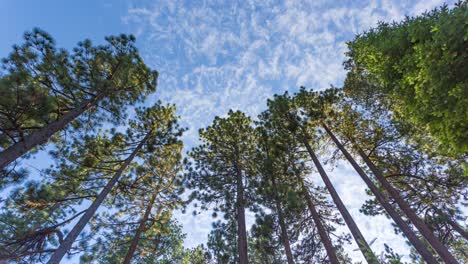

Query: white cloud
left=123, top=0, right=458, bottom=261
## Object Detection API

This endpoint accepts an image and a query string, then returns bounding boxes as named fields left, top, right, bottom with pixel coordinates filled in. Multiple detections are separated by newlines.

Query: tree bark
left=321, top=122, right=439, bottom=264
left=353, top=139, right=458, bottom=263
left=122, top=192, right=157, bottom=264
left=270, top=175, right=295, bottom=264
left=0, top=92, right=106, bottom=169
left=300, top=134, right=379, bottom=264
left=235, top=163, right=249, bottom=264
left=294, top=173, right=340, bottom=264
left=47, top=132, right=149, bottom=264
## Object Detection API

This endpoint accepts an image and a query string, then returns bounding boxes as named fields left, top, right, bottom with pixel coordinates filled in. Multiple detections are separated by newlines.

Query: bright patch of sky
left=0, top=0, right=457, bottom=262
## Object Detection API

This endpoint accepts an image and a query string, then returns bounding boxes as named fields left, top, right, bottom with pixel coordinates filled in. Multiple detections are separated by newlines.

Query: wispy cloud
left=123, top=0, right=456, bottom=260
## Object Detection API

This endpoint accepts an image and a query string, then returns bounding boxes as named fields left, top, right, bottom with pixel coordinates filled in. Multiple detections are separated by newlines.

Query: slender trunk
left=294, top=174, right=340, bottom=264
left=235, top=164, right=249, bottom=264
left=270, top=175, right=295, bottom=264
left=447, top=219, right=468, bottom=241
left=353, top=140, right=458, bottom=263
left=122, top=192, right=157, bottom=264
left=47, top=133, right=148, bottom=264
left=321, top=123, right=439, bottom=264
left=300, top=134, right=379, bottom=264
left=0, top=92, right=106, bottom=169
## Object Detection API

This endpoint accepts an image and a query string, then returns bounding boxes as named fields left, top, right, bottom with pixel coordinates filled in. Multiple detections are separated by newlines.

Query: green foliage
left=344, top=2, right=468, bottom=156
left=0, top=28, right=158, bottom=188
left=187, top=110, right=257, bottom=225
left=207, top=217, right=239, bottom=263
left=0, top=27, right=157, bottom=152
left=0, top=103, right=185, bottom=262
left=81, top=219, right=189, bottom=264
left=327, top=96, right=467, bottom=260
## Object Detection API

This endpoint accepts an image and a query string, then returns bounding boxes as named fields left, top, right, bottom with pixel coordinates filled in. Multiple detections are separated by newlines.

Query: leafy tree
left=181, top=246, right=210, bottom=264
left=187, top=110, right=257, bottom=264
left=343, top=2, right=467, bottom=156
left=0, top=28, right=158, bottom=170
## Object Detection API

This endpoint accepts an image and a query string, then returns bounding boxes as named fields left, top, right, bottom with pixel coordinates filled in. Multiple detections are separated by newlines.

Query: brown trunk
left=271, top=175, right=295, bottom=264
left=0, top=92, right=106, bottom=169
left=294, top=174, right=340, bottom=264
left=301, top=134, right=379, bottom=264
left=235, top=163, right=249, bottom=264
left=321, top=123, right=439, bottom=264
left=354, top=143, right=458, bottom=263
left=122, top=193, right=157, bottom=264
left=47, top=132, right=149, bottom=264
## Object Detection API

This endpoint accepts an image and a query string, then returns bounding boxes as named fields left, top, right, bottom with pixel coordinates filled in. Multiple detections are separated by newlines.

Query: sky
left=0, top=0, right=458, bottom=262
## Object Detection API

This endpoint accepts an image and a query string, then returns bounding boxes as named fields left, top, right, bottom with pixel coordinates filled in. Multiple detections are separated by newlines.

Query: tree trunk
left=47, top=132, right=149, bottom=264
left=300, top=134, right=379, bottom=264
left=0, top=92, right=106, bottom=169
left=294, top=174, right=339, bottom=264
left=353, top=139, right=458, bottom=263
left=122, top=192, right=157, bottom=264
left=235, top=164, right=249, bottom=264
left=321, top=122, right=439, bottom=264
left=447, top=219, right=468, bottom=241
left=271, top=175, right=295, bottom=264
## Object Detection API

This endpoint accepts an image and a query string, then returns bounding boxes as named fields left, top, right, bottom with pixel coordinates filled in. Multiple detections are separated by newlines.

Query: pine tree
left=47, top=103, right=183, bottom=263
left=254, top=128, right=296, bottom=264
left=329, top=101, right=467, bottom=261
left=78, top=141, right=184, bottom=264
left=0, top=28, right=158, bottom=170
left=0, top=132, right=121, bottom=262
left=206, top=217, right=239, bottom=263
left=187, top=110, right=257, bottom=264
left=258, top=94, right=354, bottom=263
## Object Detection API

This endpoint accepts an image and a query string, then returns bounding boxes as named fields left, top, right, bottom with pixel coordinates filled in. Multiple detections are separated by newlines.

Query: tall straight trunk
left=0, top=92, right=107, bottom=169
left=270, top=175, right=295, bottom=264
left=321, top=123, right=439, bottom=264
left=300, top=134, right=379, bottom=264
left=353, top=139, right=458, bottom=263
left=47, top=132, right=149, bottom=264
left=235, top=164, right=249, bottom=264
left=294, top=174, right=340, bottom=264
left=122, top=193, right=157, bottom=264
left=447, top=219, right=468, bottom=241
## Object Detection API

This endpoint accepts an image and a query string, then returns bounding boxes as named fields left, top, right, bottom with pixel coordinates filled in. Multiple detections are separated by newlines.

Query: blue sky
left=1, top=0, right=458, bottom=262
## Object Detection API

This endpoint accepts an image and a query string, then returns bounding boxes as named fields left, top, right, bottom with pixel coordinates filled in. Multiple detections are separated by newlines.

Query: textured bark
left=122, top=193, right=157, bottom=264
left=355, top=144, right=458, bottom=264
left=322, top=123, right=439, bottom=264
left=301, top=135, right=379, bottom=264
left=294, top=174, right=340, bottom=264
left=47, top=133, right=149, bottom=264
left=271, top=175, right=295, bottom=264
left=235, top=163, right=249, bottom=264
left=0, top=92, right=106, bottom=169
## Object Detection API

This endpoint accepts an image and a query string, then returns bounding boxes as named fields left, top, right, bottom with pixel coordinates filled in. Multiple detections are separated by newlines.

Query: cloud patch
left=123, top=0, right=457, bottom=261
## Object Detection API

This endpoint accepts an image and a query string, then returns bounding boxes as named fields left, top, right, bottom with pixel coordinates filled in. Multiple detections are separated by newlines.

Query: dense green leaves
left=344, top=2, right=468, bottom=156
left=1, top=3, right=468, bottom=263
